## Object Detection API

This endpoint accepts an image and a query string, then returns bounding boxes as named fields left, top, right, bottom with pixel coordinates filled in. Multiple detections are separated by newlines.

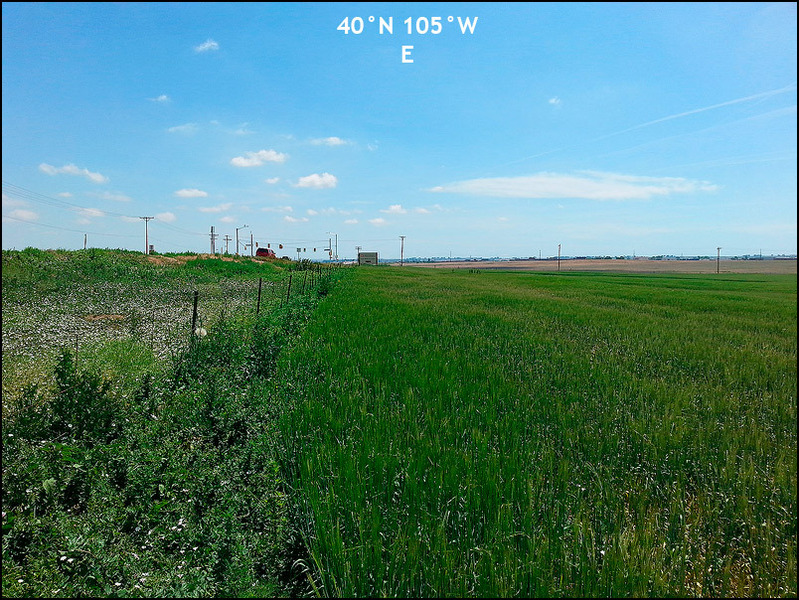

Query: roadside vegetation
left=2, top=248, right=337, bottom=597
left=2, top=250, right=796, bottom=597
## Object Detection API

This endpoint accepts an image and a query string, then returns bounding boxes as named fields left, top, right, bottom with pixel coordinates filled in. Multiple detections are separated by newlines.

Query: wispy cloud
left=549, top=96, right=562, bottom=107
left=39, top=163, right=109, bottom=184
left=369, top=217, right=387, bottom=226
left=174, top=188, right=208, bottom=198
left=156, top=211, right=177, bottom=223
left=198, top=202, right=233, bottom=213
left=284, top=215, right=309, bottom=223
left=92, top=191, right=132, bottom=203
left=149, top=94, right=170, bottom=103
left=230, top=149, right=288, bottom=167
left=344, top=218, right=359, bottom=225
left=167, top=123, right=199, bottom=135
left=262, top=205, right=292, bottom=213
left=7, top=208, right=39, bottom=222
left=381, top=204, right=407, bottom=214
left=194, top=39, right=219, bottom=53
left=310, top=136, right=351, bottom=146
left=293, top=172, right=338, bottom=189
left=265, top=177, right=280, bottom=184
left=78, top=207, right=105, bottom=219
left=429, top=171, right=717, bottom=200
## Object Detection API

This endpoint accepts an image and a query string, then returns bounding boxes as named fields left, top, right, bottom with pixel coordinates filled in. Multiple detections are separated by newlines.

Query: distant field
left=412, top=258, right=798, bottom=274
left=278, top=267, right=797, bottom=597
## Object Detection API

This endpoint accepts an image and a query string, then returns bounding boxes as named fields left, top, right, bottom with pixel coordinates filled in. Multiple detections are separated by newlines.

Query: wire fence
left=1, top=264, right=344, bottom=374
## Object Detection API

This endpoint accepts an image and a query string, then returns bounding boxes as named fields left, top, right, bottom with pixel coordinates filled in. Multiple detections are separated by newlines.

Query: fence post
left=286, top=272, right=292, bottom=303
left=256, top=277, right=263, bottom=316
left=191, top=290, right=199, bottom=333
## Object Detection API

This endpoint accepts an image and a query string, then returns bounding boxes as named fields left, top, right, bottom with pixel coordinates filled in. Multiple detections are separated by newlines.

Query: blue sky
left=2, top=2, right=796, bottom=260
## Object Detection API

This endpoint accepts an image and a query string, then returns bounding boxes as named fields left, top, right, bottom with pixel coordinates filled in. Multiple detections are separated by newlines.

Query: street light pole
left=400, top=235, right=406, bottom=266
left=327, top=232, right=338, bottom=262
left=235, top=224, right=249, bottom=256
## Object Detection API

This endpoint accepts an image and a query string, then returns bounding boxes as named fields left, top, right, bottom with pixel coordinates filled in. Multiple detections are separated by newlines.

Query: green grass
left=2, top=249, right=340, bottom=598
left=3, top=251, right=795, bottom=597
left=277, top=268, right=797, bottom=597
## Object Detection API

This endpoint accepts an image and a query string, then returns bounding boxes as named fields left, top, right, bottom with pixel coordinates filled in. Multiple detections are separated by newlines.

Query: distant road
left=405, top=259, right=797, bottom=274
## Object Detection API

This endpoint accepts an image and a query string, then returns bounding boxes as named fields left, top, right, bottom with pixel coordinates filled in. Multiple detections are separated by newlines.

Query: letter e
left=402, top=45, right=414, bottom=63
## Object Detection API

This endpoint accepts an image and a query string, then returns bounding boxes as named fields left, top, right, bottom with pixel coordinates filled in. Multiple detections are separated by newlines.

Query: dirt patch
left=410, top=259, right=797, bottom=275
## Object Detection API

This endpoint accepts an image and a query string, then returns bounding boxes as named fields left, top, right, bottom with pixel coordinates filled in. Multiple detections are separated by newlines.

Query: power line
left=1, top=214, right=138, bottom=238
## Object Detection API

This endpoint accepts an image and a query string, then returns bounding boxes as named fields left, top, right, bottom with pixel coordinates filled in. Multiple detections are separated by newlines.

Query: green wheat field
left=2, top=249, right=796, bottom=597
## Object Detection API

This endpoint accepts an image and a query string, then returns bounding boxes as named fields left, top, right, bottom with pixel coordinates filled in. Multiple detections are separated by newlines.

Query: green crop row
left=276, top=268, right=797, bottom=597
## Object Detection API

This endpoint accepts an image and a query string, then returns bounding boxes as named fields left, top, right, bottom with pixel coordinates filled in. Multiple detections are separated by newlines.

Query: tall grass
left=278, top=268, right=797, bottom=597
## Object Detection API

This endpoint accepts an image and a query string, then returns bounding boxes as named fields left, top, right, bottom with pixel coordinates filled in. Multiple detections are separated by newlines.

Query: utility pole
left=139, top=216, right=154, bottom=255
left=223, top=235, right=232, bottom=254
left=717, top=247, right=721, bottom=274
left=327, top=232, right=338, bottom=261
left=84, top=233, right=87, bottom=250
left=400, top=235, right=406, bottom=266
left=210, top=226, right=218, bottom=254
left=557, top=244, right=561, bottom=272
left=235, top=224, right=248, bottom=256
left=250, top=233, right=254, bottom=257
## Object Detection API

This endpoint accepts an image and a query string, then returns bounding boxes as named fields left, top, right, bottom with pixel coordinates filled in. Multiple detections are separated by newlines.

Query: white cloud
left=381, top=204, right=407, bottom=214
left=168, top=123, right=199, bottom=135
left=369, top=217, right=387, bottom=226
left=414, top=207, right=431, bottom=214
left=2, top=193, right=26, bottom=208
left=549, top=96, right=562, bottom=107
left=194, top=39, right=219, bottom=52
left=57, top=192, right=73, bottom=198
left=294, top=172, right=338, bottom=189
left=344, top=219, right=359, bottom=225
left=150, top=94, right=170, bottom=103
left=78, top=208, right=105, bottom=219
left=429, top=171, right=718, bottom=200
left=220, top=215, right=235, bottom=224
left=8, top=208, right=39, bottom=222
left=262, top=205, right=293, bottom=213
left=39, top=163, right=109, bottom=184
left=94, top=191, right=132, bottom=202
left=199, top=202, right=233, bottom=213
left=156, top=211, right=177, bottom=223
left=174, top=188, right=208, bottom=198
left=284, top=215, right=309, bottom=223
left=230, top=149, right=288, bottom=167
left=307, top=209, right=318, bottom=216
left=310, top=136, right=350, bottom=146
left=265, top=177, right=280, bottom=184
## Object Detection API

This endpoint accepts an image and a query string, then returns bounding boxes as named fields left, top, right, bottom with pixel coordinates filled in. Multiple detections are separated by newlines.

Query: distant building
left=358, top=251, right=378, bottom=266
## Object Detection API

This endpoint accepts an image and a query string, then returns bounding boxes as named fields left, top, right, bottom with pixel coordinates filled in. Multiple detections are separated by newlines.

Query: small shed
left=358, top=251, right=378, bottom=266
